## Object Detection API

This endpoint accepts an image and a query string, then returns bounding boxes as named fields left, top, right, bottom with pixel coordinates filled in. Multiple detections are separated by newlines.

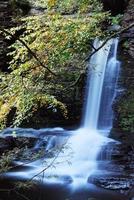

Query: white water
left=4, top=38, right=120, bottom=186
left=83, top=39, right=112, bottom=129
left=98, top=39, right=120, bottom=130
left=55, top=38, right=120, bottom=183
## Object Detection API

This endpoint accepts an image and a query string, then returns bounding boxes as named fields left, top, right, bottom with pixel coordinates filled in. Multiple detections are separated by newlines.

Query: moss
left=113, top=41, right=134, bottom=133
left=116, top=91, right=134, bottom=133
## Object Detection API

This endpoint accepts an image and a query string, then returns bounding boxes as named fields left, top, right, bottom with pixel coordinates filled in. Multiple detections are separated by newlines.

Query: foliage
left=14, top=181, right=36, bottom=189
left=0, top=152, right=13, bottom=173
left=28, top=0, right=103, bottom=14
left=0, top=142, right=46, bottom=173
left=0, top=0, right=109, bottom=129
left=0, top=148, right=22, bottom=173
left=48, top=0, right=103, bottom=14
left=108, top=14, right=123, bottom=26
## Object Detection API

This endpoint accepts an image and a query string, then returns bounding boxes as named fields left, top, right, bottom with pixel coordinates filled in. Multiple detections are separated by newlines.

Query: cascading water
left=83, top=39, right=112, bottom=129
left=98, top=38, right=120, bottom=131
left=44, top=38, right=120, bottom=183
left=4, top=38, right=120, bottom=186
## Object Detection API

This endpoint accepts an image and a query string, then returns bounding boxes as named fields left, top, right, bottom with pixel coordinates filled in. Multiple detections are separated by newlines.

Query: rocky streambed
left=89, top=141, right=134, bottom=195
left=0, top=128, right=134, bottom=199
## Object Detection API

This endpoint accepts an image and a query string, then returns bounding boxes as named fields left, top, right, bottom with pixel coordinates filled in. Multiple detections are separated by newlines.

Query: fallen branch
left=0, top=28, right=57, bottom=76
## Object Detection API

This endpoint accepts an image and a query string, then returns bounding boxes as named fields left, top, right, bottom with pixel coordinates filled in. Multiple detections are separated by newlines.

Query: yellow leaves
left=0, top=96, right=16, bottom=123
left=0, top=100, right=13, bottom=129
left=0, top=1, right=110, bottom=129
left=0, top=103, right=11, bottom=119
left=47, top=0, right=57, bottom=8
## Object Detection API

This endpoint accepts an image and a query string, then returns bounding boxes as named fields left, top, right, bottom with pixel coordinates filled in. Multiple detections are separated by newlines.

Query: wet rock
left=0, top=138, right=9, bottom=153
left=121, top=0, right=134, bottom=58
left=108, top=25, right=121, bottom=31
left=0, top=136, right=38, bottom=155
left=89, top=175, right=133, bottom=191
left=29, top=7, right=46, bottom=15
left=101, top=0, right=128, bottom=15
left=90, top=138, right=134, bottom=192
left=87, top=198, right=98, bottom=200
left=127, top=186, right=134, bottom=200
left=113, top=0, right=134, bottom=136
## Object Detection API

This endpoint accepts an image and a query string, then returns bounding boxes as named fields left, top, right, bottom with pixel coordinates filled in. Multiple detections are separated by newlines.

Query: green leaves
left=0, top=0, right=109, bottom=129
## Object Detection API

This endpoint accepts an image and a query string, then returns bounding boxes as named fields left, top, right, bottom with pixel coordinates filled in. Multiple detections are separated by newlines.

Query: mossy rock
left=116, top=90, right=134, bottom=133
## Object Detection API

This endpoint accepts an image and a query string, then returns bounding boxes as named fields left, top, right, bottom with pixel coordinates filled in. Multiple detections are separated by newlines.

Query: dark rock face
left=112, top=0, right=134, bottom=133
left=0, top=136, right=37, bottom=154
left=121, top=0, right=134, bottom=58
left=89, top=1, right=134, bottom=189
left=89, top=176, right=133, bottom=190
left=89, top=141, right=134, bottom=194
left=0, top=0, right=13, bottom=72
left=101, top=0, right=128, bottom=15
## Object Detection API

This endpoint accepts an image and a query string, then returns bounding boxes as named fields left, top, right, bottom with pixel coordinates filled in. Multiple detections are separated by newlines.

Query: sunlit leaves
left=0, top=0, right=109, bottom=129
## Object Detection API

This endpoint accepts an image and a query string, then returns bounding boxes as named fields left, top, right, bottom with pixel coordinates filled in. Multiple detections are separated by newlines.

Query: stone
left=89, top=175, right=133, bottom=191
left=121, top=0, right=134, bottom=58
left=0, top=135, right=38, bottom=155
left=101, top=0, right=128, bottom=15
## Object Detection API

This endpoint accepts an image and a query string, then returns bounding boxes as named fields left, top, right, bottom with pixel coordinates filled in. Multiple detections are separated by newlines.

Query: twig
left=14, top=190, right=30, bottom=200
left=30, top=138, right=69, bottom=181
left=63, top=72, right=85, bottom=91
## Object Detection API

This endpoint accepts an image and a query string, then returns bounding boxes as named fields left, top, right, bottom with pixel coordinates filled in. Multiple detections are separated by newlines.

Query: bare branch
left=30, top=138, right=69, bottom=181
left=63, top=72, right=85, bottom=91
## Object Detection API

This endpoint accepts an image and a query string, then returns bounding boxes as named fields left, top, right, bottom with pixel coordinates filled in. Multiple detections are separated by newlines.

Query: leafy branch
left=0, top=28, right=57, bottom=76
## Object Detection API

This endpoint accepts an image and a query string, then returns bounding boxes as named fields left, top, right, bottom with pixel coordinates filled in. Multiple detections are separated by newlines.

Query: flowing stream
left=3, top=38, right=120, bottom=187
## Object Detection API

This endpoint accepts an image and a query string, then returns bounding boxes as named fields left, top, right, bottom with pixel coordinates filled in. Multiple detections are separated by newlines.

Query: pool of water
left=0, top=177, right=128, bottom=200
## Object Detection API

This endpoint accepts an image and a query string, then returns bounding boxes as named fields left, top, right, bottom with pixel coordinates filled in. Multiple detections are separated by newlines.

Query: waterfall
left=83, top=39, right=112, bottom=129
left=98, top=38, right=120, bottom=130
left=43, top=38, right=121, bottom=184
left=5, top=38, right=121, bottom=186
left=83, top=38, right=120, bottom=131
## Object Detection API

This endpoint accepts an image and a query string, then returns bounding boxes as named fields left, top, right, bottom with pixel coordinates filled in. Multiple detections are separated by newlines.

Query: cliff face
left=93, top=2, right=134, bottom=193
left=112, top=0, right=134, bottom=135
left=121, top=0, right=134, bottom=58
left=0, top=0, right=13, bottom=72
left=101, top=0, right=128, bottom=15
